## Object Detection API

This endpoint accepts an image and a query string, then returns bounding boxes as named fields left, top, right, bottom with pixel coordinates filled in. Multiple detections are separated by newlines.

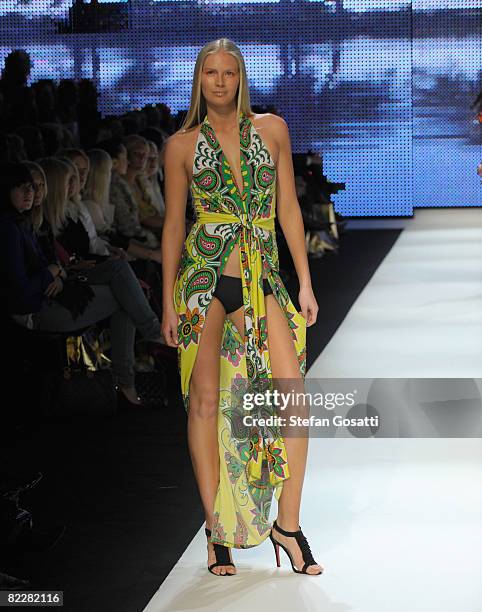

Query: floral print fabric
left=173, top=111, right=306, bottom=548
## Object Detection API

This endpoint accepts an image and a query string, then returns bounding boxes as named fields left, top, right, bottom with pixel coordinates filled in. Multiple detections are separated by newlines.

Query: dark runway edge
left=1, top=228, right=402, bottom=612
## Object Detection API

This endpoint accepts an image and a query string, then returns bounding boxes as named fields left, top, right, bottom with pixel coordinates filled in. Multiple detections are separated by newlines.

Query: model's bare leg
left=188, top=295, right=236, bottom=575
left=229, top=293, right=323, bottom=574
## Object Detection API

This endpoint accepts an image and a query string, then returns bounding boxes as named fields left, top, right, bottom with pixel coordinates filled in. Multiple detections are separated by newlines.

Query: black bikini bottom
left=213, top=274, right=273, bottom=315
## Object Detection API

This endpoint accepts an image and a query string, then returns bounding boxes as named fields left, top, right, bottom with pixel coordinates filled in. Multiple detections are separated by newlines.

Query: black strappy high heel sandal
left=269, top=519, right=323, bottom=575
left=205, top=527, right=236, bottom=576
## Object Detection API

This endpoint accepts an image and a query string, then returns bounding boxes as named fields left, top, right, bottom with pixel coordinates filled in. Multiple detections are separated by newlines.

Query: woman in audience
left=37, top=157, right=122, bottom=269
left=117, top=134, right=160, bottom=249
left=84, top=144, right=163, bottom=264
left=145, top=140, right=165, bottom=219
left=131, top=139, right=164, bottom=238
left=145, top=137, right=166, bottom=216
left=21, top=161, right=46, bottom=234
left=0, top=161, right=162, bottom=406
left=99, top=137, right=162, bottom=263
left=35, top=158, right=68, bottom=239
left=56, top=155, right=111, bottom=257
left=20, top=160, right=60, bottom=266
left=56, top=148, right=89, bottom=193
left=83, top=148, right=115, bottom=235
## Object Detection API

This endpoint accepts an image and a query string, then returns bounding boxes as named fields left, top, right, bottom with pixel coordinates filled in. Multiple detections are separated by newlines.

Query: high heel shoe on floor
left=205, top=527, right=236, bottom=576
left=115, top=386, right=146, bottom=410
left=269, top=519, right=323, bottom=575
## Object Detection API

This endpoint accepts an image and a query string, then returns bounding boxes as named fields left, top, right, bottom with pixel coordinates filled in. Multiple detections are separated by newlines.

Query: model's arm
left=270, top=114, right=319, bottom=326
left=161, top=133, right=189, bottom=346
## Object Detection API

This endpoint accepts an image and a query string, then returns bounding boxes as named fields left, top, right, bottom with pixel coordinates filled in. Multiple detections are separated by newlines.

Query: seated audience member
left=138, top=128, right=166, bottom=207
left=83, top=148, right=116, bottom=235
left=121, top=134, right=162, bottom=244
left=21, top=159, right=92, bottom=270
left=151, top=140, right=166, bottom=217
left=0, top=161, right=162, bottom=405
left=138, top=140, right=165, bottom=230
left=58, top=148, right=125, bottom=256
left=56, top=155, right=111, bottom=257
left=56, top=148, right=89, bottom=194
left=20, top=160, right=58, bottom=265
left=85, top=142, right=162, bottom=264
left=101, top=138, right=161, bottom=257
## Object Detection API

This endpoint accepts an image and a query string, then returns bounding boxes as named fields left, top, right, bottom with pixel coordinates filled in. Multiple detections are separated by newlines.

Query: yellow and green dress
left=173, top=110, right=306, bottom=549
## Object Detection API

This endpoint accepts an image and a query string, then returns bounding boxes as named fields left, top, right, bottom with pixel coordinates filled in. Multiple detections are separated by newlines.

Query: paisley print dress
left=173, top=110, right=307, bottom=549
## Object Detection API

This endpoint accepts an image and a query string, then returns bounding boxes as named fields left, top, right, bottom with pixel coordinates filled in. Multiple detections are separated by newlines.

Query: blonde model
left=162, top=38, right=323, bottom=577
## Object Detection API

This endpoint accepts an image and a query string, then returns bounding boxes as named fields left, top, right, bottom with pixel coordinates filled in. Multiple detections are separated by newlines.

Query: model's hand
left=162, top=306, right=179, bottom=347
left=299, top=285, right=318, bottom=327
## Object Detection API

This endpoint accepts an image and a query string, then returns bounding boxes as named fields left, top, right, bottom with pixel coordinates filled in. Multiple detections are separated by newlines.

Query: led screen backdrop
left=0, top=1, right=480, bottom=216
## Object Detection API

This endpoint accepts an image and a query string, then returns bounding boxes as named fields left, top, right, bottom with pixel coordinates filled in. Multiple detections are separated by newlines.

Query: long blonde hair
left=84, top=149, right=112, bottom=213
left=180, top=38, right=252, bottom=131
left=21, top=160, right=47, bottom=232
left=36, top=157, right=70, bottom=236
left=58, top=156, right=81, bottom=206
left=57, top=148, right=89, bottom=196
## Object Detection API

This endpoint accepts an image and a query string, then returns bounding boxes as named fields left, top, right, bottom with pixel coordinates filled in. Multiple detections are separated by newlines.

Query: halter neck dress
left=173, top=110, right=307, bottom=549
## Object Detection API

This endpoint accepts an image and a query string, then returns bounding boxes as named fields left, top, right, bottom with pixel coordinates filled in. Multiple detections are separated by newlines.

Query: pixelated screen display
left=0, top=1, right=480, bottom=216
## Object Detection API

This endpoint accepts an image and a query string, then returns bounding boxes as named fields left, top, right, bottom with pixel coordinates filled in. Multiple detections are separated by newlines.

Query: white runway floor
left=144, top=209, right=482, bottom=612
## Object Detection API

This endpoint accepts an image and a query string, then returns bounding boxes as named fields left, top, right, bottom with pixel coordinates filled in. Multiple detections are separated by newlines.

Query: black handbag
left=51, top=275, right=95, bottom=320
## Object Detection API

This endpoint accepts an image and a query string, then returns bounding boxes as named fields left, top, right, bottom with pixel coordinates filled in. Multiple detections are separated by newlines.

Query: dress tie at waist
left=196, top=210, right=288, bottom=490
left=196, top=212, right=275, bottom=233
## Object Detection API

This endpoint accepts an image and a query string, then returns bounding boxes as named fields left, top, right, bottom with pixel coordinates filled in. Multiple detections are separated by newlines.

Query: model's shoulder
left=250, top=112, right=287, bottom=134
left=164, top=124, right=201, bottom=164
left=166, top=124, right=201, bottom=148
